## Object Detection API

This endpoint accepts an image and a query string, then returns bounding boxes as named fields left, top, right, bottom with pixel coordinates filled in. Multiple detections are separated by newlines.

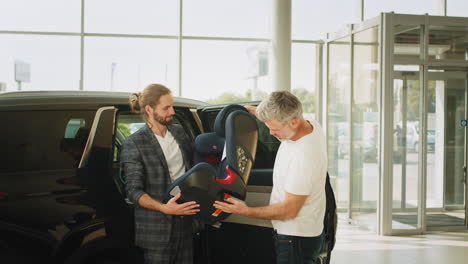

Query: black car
left=0, top=91, right=334, bottom=264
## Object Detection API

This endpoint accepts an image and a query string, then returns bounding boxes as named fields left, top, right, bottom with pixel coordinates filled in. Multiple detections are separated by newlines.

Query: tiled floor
left=331, top=220, right=468, bottom=264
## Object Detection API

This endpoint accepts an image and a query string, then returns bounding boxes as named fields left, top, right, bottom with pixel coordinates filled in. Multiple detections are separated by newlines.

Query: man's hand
left=213, top=198, right=251, bottom=216
left=162, top=193, right=200, bottom=215
left=244, top=105, right=257, bottom=117
left=213, top=192, right=308, bottom=220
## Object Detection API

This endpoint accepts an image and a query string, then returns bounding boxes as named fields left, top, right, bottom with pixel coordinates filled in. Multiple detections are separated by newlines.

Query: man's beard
left=153, top=112, right=173, bottom=125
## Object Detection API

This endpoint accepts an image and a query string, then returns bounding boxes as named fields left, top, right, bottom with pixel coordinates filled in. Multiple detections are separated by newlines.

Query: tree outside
left=206, top=87, right=316, bottom=116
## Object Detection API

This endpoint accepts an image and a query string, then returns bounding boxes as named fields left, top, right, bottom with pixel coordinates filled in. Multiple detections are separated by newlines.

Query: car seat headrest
left=195, top=133, right=224, bottom=155
left=194, top=132, right=225, bottom=165
left=223, top=110, right=258, bottom=183
left=214, top=104, right=248, bottom=137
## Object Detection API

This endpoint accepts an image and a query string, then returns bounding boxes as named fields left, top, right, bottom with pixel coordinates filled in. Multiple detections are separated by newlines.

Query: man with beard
left=121, top=84, right=199, bottom=264
left=214, top=91, right=327, bottom=264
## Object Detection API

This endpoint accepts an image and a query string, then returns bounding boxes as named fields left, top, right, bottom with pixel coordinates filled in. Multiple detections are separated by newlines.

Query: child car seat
left=166, top=104, right=258, bottom=224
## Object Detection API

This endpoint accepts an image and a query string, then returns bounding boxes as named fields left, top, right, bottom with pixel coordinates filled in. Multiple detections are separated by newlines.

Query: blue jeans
left=274, top=231, right=324, bottom=264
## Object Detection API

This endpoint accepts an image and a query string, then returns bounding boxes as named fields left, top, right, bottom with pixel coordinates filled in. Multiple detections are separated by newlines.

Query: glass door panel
left=327, top=36, right=351, bottom=218
left=428, top=26, right=468, bottom=61
left=392, top=66, right=422, bottom=230
left=427, top=68, right=467, bottom=228
left=350, top=27, right=380, bottom=231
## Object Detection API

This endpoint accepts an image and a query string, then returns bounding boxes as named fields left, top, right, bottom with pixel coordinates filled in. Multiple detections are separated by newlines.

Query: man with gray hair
left=214, top=91, right=327, bottom=264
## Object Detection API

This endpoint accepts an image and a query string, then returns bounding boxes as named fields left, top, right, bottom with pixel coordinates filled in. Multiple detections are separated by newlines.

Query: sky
left=0, top=0, right=467, bottom=102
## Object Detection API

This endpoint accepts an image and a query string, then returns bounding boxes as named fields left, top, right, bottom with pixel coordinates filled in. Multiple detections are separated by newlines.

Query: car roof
left=0, top=90, right=208, bottom=110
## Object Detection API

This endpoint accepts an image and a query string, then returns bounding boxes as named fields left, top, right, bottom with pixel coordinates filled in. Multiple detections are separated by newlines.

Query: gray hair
left=256, top=91, right=303, bottom=124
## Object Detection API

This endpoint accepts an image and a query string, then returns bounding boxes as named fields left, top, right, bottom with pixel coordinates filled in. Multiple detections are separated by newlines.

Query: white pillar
left=177, top=0, right=183, bottom=96
left=435, top=0, right=447, bottom=16
left=271, top=0, right=291, bottom=92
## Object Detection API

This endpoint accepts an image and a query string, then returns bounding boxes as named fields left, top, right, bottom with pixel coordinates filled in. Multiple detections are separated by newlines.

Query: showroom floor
left=331, top=220, right=468, bottom=264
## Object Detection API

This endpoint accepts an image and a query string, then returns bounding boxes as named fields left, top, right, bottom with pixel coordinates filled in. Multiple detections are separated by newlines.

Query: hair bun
left=129, top=93, right=142, bottom=113
left=130, top=93, right=140, bottom=102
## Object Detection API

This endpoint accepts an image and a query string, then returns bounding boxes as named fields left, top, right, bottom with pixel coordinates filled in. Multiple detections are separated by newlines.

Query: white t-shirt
left=154, top=131, right=185, bottom=182
left=270, top=119, right=327, bottom=237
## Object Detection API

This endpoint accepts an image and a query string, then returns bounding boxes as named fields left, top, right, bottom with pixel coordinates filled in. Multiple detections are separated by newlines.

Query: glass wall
left=391, top=25, right=423, bottom=230
left=326, top=12, right=468, bottom=235
left=0, top=1, right=318, bottom=110
left=392, top=65, right=421, bottom=230
left=85, top=0, right=179, bottom=35
left=427, top=76, right=442, bottom=211
left=183, top=0, right=271, bottom=38
left=0, top=34, right=80, bottom=91
left=84, top=37, right=178, bottom=92
left=292, top=43, right=318, bottom=119
left=427, top=68, right=467, bottom=228
left=351, top=27, right=380, bottom=231
left=426, top=25, right=468, bottom=228
left=0, top=0, right=459, bottom=112
left=428, top=26, right=468, bottom=61
left=442, top=72, right=466, bottom=207
left=182, top=40, right=270, bottom=103
left=0, top=0, right=81, bottom=32
left=292, top=0, right=357, bottom=40
left=365, top=0, right=439, bottom=19
left=447, top=0, right=468, bottom=17
left=326, top=27, right=381, bottom=229
left=328, top=36, right=351, bottom=215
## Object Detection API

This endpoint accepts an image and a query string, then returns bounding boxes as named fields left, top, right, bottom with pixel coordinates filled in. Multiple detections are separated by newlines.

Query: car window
left=64, top=118, right=86, bottom=138
left=115, top=112, right=145, bottom=140
left=114, top=110, right=194, bottom=144
left=199, top=109, right=219, bottom=132
left=0, top=110, right=96, bottom=173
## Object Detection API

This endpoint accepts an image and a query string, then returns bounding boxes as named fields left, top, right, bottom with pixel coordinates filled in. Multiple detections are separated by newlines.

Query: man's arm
left=213, top=192, right=307, bottom=220
left=244, top=105, right=257, bottom=117
left=121, top=138, right=199, bottom=216
left=121, top=138, right=148, bottom=205
left=138, top=193, right=199, bottom=215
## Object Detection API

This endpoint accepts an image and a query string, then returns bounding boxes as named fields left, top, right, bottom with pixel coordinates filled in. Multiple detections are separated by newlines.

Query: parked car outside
left=337, top=122, right=379, bottom=162
left=395, top=122, right=435, bottom=153
left=0, top=91, right=336, bottom=264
